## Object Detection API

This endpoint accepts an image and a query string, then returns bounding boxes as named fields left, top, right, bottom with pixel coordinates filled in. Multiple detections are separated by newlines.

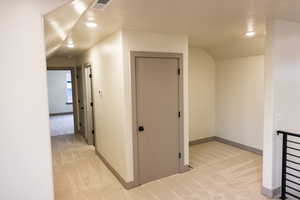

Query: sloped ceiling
left=44, top=0, right=94, bottom=57
left=45, top=0, right=300, bottom=60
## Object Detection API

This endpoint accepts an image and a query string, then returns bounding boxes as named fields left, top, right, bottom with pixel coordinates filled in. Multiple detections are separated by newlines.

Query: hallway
left=51, top=135, right=270, bottom=200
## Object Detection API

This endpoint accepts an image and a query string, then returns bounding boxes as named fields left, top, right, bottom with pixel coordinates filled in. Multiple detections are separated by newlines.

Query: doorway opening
left=47, top=65, right=95, bottom=145
left=47, top=68, right=77, bottom=137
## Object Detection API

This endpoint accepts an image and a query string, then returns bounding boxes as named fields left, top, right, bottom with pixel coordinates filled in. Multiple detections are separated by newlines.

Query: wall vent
left=92, top=0, right=111, bottom=9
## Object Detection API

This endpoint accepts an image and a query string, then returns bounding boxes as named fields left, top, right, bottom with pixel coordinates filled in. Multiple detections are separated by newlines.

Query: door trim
left=130, top=51, right=185, bottom=186
left=83, top=63, right=96, bottom=146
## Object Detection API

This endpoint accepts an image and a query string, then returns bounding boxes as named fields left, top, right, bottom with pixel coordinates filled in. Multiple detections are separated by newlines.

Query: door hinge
left=178, top=111, right=181, bottom=118
left=89, top=74, right=92, bottom=78
left=178, top=68, right=181, bottom=75
left=179, top=152, right=182, bottom=159
left=92, top=130, right=95, bottom=135
left=90, top=102, right=93, bottom=107
left=80, top=123, right=82, bottom=127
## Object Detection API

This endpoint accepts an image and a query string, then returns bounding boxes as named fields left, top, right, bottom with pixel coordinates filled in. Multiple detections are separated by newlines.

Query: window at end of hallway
left=66, top=71, right=73, bottom=104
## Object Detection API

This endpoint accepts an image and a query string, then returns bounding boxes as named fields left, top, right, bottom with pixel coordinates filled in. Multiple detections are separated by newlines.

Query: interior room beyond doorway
left=47, top=69, right=75, bottom=136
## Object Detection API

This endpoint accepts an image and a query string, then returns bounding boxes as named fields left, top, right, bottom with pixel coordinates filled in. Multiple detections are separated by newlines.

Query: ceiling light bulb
left=245, top=31, right=256, bottom=37
left=85, top=21, right=98, bottom=28
left=73, top=0, right=86, bottom=14
left=67, top=43, right=75, bottom=48
left=67, top=38, right=74, bottom=44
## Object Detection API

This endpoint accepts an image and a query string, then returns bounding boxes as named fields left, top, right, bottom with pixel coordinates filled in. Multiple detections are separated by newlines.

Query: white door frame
left=83, top=64, right=95, bottom=145
left=77, top=64, right=95, bottom=145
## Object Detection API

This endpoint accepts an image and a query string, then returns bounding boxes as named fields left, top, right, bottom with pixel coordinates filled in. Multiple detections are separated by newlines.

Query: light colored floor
left=52, top=135, right=273, bottom=200
left=50, top=114, right=75, bottom=136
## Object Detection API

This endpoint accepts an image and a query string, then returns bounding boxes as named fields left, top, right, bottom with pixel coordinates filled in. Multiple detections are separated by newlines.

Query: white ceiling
left=44, top=0, right=300, bottom=60
left=44, top=0, right=94, bottom=57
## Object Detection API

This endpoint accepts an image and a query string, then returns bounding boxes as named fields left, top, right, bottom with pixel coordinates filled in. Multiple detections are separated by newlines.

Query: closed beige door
left=136, top=57, right=180, bottom=184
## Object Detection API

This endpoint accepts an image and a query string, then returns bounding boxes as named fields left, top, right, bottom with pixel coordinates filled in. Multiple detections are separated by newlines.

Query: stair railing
left=278, top=130, right=300, bottom=200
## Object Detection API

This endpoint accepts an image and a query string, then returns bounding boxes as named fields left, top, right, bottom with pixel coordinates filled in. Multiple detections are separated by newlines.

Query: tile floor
left=51, top=135, right=274, bottom=200
left=50, top=114, right=75, bottom=136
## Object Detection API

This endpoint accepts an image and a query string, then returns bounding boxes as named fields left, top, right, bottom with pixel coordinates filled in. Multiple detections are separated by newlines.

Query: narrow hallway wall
left=0, top=0, right=69, bottom=199
left=76, top=32, right=130, bottom=181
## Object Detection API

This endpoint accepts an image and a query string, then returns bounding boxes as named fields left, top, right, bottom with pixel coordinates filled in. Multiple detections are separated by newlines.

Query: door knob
left=138, top=126, right=144, bottom=132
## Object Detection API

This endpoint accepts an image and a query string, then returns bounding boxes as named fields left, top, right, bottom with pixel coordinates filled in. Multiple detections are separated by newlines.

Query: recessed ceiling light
left=67, top=43, right=75, bottom=48
left=85, top=21, right=98, bottom=28
left=245, top=31, right=256, bottom=37
left=73, top=0, right=86, bottom=14
left=65, top=37, right=75, bottom=48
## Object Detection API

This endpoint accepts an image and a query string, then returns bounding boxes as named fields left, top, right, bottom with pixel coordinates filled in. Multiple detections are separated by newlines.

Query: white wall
left=47, top=70, right=73, bottom=114
left=189, top=48, right=215, bottom=141
left=216, top=56, right=265, bottom=150
left=77, top=32, right=130, bottom=181
left=263, top=19, right=300, bottom=191
left=0, top=0, right=68, bottom=199
left=77, top=30, right=189, bottom=182
left=188, top=49, right=265, bottom=150
left=47, top=56, right=77, bottom=67
left=122, top=29, right=190, bottom=170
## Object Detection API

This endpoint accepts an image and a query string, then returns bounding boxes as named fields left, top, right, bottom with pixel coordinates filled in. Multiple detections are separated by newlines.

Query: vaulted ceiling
left=44, top=0, right=300, bottom=60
